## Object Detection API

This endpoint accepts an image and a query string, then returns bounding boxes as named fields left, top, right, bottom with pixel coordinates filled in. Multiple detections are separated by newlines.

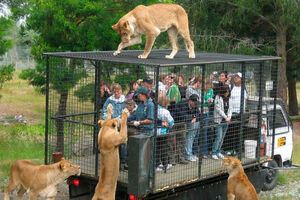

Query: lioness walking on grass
left=4, top=158, right=80, bottom=200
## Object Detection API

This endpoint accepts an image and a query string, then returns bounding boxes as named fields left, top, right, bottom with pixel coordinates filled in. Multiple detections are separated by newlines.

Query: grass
left=0, top=70, right=45, bottom=124
left=0, top=71, right=45, bottom=191
left=0, top=124, right=44, bottom=191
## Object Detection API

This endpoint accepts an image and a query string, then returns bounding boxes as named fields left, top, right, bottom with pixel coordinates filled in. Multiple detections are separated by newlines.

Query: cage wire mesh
left=45, top=50, right=279, bottom=192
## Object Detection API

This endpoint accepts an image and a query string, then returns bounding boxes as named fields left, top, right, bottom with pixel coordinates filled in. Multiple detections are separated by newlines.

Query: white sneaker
left=212, top=155, right=218, bottom=160
left=187, top=157, right=197, bottom=162
left=166, top=164, right=173, bottom=170
left=156, top=166, right=163, bottom=172
left=217, top=153, right=224, bottom=159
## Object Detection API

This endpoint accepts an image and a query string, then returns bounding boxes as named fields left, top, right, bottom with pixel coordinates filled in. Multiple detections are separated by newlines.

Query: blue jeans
left=185, top=121, right=199, bottom=160
left=192, top=113, right=210, bottom=157
left=212, top=123, right=228, bottom=155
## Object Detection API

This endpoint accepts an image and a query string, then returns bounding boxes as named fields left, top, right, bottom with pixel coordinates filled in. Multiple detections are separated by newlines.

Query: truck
left=43, top=50, right=293, bottom=199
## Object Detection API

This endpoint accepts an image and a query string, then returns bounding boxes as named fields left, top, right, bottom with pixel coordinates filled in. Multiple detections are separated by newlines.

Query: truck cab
left=247, top=98, right=293, bottom=190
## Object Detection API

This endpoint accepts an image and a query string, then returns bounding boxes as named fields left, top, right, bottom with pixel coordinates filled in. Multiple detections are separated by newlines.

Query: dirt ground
left=1, top=120, right=300, bottom=200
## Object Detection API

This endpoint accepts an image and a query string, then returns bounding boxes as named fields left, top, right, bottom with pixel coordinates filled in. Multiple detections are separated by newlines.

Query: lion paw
left=138, top=54, right=148, bottom=59
left=189, top=53, right=195, bottom=59
left=165, top=55, right=174, bottom=59
left=113, top=51, right=120, bottom=56
left=107, top=104, right=113, bottom=116
left=122, top=108, right=130, bottom=118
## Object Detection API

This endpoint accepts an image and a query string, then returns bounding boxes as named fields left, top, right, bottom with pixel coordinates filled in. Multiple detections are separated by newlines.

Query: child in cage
left=156, top=93, right=175, bottom=172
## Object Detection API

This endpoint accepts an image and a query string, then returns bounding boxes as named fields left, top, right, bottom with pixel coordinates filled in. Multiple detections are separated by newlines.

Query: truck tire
left=262, top=160, right=278, bottom=191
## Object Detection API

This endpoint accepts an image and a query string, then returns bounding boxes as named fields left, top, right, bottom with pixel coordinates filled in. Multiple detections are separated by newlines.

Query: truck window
left=267, top=109, right=287, bottom=129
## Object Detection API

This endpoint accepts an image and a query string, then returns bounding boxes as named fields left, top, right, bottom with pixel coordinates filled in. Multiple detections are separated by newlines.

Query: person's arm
left=228, top=98, right=233, bottom=120
left=140, top=102, right=154, bottom=125
left=102, top=98, right=110, bottom=120
left=214, top=96, right=227, bottom=119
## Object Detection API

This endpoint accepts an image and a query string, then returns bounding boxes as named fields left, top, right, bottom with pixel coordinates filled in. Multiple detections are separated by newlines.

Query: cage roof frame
left=43, top=50, right=281, bottom=67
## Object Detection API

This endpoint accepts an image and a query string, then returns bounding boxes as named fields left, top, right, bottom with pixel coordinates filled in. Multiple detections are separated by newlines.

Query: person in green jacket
left=166, top=75, right=181, bottom=104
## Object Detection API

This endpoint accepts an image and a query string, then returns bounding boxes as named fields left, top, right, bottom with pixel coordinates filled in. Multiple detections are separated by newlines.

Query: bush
left=0, top=64, right=15, bottom=88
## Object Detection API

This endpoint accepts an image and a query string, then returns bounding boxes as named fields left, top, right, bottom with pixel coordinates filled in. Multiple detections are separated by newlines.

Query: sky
left=0, top=3, right=11, bottom=18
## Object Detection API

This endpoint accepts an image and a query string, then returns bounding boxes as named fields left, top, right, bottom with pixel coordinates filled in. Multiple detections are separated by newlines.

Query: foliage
left=0, top=15, right=14, bottom=90
left=176, top=0, right=299, bottom=108
left=0, top=17, right=13, bottom=57
left=0, top=64, right=15, bottom=88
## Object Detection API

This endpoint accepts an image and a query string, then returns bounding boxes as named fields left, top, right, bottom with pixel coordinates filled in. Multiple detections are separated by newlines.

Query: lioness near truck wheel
left=4, top=158, right=80, bottom=200
left=222, top=157, right=258, bottom=200
left=92, top=104, right=129, bottom=200
left=112, top=3, right=195, bottom=59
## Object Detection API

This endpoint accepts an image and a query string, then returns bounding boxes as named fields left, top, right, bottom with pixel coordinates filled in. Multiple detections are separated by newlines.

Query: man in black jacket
left=171, top=94, right=201, bottom=162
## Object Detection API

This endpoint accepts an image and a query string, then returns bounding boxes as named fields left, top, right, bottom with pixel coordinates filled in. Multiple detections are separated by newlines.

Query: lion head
left=59, top=158, right=81, bottom=176
left=222, top=157, right=242, bottom=172
left=112, top=20, right=132, bottom=43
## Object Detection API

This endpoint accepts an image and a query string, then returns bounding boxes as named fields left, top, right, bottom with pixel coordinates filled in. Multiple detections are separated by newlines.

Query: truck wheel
left=262, top=160, right=278, bottom=191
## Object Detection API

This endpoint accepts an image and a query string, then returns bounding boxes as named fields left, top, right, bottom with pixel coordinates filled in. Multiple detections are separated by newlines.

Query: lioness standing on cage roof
left=92, top=104, right=129, bottom=200
left=112, top=3, right=195, bottom=59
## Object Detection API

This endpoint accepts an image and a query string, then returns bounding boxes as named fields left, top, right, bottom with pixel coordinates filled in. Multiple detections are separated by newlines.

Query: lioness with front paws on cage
left=92, top=104, right=129, bottom=200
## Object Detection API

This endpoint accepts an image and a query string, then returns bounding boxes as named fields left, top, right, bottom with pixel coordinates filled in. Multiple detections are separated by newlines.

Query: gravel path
left=259, top=179, right=300, bottom=199
left=0, top=182, right=69, bottom=200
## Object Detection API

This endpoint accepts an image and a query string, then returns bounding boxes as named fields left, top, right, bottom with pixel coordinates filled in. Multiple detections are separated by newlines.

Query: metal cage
left=44, top=50, right=280, bottom=193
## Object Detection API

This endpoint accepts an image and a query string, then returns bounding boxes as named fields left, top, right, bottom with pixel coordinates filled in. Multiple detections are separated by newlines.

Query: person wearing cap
left=174, top=94, right=201, bottom=162
left=212, top=84, right=232, bottom=160
left=131, top=86, right=154, bottom=134
left=230, top=72, right=248, bottom=114
left=142, top=77, right=155, bottom=100
left=224, top=72, right=248, bottom=156
left=130, top=86, right=155, bottom=176
left=102, top=83, right=126, bottom=120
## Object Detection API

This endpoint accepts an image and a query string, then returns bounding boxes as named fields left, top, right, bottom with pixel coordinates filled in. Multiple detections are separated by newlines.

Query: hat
left=135, top=86, right=149, bottom=96
left=189, top=94, right=200, bottom=105
left=143, top=77, right=153, bottom=84
left=235, top=72, right=242, bottom=78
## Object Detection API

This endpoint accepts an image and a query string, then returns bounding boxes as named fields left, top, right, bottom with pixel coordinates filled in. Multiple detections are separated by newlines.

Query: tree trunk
left=55, top=91, right=68, bottom=154
left=288, top=78, right=299, bottom=116
left=276, top=24, right=287, bottom=105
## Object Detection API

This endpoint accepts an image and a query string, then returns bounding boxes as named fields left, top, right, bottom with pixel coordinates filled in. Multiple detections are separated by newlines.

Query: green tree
left=8, top=0, right=171, bottom=153
left=0, top=16, right=14, bottom=91
left=177, top=0, right=299, bottom=114
left=0, top=16, right=13, bottom=56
